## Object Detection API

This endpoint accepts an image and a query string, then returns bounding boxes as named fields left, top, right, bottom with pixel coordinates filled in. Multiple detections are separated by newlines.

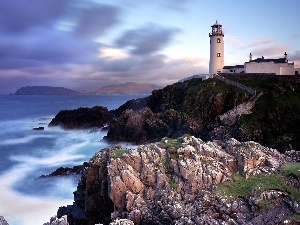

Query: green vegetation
left=183, top=78, right=249, bottom=116
left=288, top=214, right=300, bottom=222
left=168, top=180, right=179, bottom=190
left=281, top=162, right=300, bottom=177
left=157, top=137, right=184, bottom=149
left=236, top=77, right=300, bottom=149
left=157, top=137, right=184, bottom=160
left=112, top=148, right=128, bottom=158
left=216, top=164, right=300, bottom=203
left=216, top=173, right=285, bottom=199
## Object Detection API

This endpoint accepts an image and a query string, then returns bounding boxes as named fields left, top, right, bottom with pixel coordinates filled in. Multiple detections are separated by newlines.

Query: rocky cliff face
left=106, top=78, right=250, bottom=143
left=49, top=76, right=300, bottom=151
left=58, top=136, right=300, bottom=225
left=49, top=106, right=111, bottom=129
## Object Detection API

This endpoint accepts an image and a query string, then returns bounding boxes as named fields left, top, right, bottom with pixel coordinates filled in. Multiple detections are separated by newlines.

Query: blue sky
left=0, top=0, right=299, bottom=94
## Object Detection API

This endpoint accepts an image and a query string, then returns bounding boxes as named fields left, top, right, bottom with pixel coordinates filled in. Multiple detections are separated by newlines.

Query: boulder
left=49, top=106, right=111, bottom=129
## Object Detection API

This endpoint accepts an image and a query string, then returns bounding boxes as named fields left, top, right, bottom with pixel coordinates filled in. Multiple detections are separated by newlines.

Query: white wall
left=280, top=63, right=295, bottom=75
left=245, top=62, right=280, bottom=74
left=209, top=35, right=224, bottom=74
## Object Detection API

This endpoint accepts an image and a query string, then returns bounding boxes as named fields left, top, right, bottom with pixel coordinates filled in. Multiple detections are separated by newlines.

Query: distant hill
left=14, top=86, right=80, bottom=95
left=87, top=82, right=162, bottom=95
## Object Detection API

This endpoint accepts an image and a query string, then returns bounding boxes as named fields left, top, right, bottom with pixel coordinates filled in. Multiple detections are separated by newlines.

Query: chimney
left=284, top=52, right=287, bottom=61
left=249, top=53, right=252, bottom=61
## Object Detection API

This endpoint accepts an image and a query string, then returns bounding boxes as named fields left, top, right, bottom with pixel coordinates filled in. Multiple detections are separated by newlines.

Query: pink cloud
left=251, top=45, right=290, bottom=58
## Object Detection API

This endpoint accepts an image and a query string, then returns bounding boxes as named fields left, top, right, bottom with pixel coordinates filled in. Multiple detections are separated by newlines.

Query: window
left=217, top=38, right=221, bottom=43
left=217, top=53, right=221, bottom=57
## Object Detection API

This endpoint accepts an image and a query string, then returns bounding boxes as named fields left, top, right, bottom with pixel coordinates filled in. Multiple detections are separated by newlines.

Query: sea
left=0, top=94, right=144, bottom=225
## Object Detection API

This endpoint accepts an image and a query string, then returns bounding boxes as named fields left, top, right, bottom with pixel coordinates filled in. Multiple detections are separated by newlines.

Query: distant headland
left=14, top=86, right=80, bottom=95
left=84, top=82, right=162, bottom=95
left=13, top=82, right=161, bottom=95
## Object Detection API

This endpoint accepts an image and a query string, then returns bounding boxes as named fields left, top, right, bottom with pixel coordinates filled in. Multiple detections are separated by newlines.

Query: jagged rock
left=43, top=215, right=68, bottom=225
left=49, top=106, right=111, bottom=129
left=53, top=135, right=300, bottom=225
left=109, top=219, right=134, bottom=225
left=37, top=163, right=89, bottom=179
left=0, top=216, right=9, bottom=225
left=285, top=150, right=300, bottom=162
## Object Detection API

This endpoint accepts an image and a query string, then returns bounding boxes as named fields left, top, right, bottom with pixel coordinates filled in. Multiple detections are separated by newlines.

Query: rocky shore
left=47, top=136, right=300, bottom=225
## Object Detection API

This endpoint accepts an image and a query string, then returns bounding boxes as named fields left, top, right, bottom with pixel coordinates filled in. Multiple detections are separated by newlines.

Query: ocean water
left=0, top=95, right=143, bottom=225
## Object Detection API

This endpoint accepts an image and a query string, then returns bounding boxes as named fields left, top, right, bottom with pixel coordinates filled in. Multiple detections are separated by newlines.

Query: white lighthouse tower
left=209, top=21, right=224, bottom=74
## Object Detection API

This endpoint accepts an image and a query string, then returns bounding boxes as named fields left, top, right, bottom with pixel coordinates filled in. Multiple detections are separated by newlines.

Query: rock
left=49, top=106, right=111, bottom=129
left=43, top=215, right=69, bottom=225
left=109, top=219, right=134, bottom=225
left=32, top=126, right=44, bottom=130
left=0, top=216, right=9, bottom=225
left=51, top=136, right=299, bottom=225
left=37, top=163, right=89, bottom=179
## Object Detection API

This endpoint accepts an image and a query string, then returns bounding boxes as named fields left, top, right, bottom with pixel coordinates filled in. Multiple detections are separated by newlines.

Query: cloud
left=250, top=39, right=275, bottom=46
left=0, top=0, right=68, bottom=34
left=115, top=24, right=181, bottom=55
left=0, top=30, right=99, bottom=70
left=99, top=48, right=130, bottom=61
left=289, top=51, right=300, bottom=67
left=251, top=45, right=289, bottom=58
left=74, top=4, right=121, bottom=38
left=289, top=50, right=300, bottom=61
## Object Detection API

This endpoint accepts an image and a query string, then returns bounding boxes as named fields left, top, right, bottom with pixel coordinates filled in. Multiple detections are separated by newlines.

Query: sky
left=0, top=0, right=300, bottom=94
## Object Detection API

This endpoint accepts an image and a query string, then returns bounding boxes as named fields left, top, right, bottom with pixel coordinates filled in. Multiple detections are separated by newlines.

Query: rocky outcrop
left=49, top=76, right=300, bottom=151
left=57, top=136, right=300, bottom=225
left=49, top=106, right=111, bottom=129
left=43, top=215, right=69, bottom=225
left=106, top=79, right=250, bottom=144
left=0, top=216, right=9, bottom=225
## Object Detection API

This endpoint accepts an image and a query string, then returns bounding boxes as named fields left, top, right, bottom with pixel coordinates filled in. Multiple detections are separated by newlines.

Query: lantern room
left=209, top=21, right=224, bottom=37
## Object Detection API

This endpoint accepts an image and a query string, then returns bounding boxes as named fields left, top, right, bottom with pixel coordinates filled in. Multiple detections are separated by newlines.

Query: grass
left=288, top=214, right=300, bottom=222
left=112, top=148, right=128, bottom=158
left=157, top=137, right=184, bottom=149
left=157, top=137, right=184, bottom=160
left=216, top=173, right=286, bottom=199
left=281, top=162, right=300, bottom=177
left=216, top=170, right=300, bottom=203
left=169, top=180, right=179, bottom=190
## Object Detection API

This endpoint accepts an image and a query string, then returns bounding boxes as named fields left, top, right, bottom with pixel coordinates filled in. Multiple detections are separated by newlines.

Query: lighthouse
left=209, top=21, right=224, bottom=74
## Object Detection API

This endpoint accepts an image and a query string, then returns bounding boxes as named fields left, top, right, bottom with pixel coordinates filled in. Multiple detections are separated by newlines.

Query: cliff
left=14, top=86, right=80, bottom=95
left=86, top=82, right=161, bottom=95
left=49, top=76, right=300, bottom=152
left=55, top=136, right=300, bottom=225
left=222, top=75, right=300, bottom=152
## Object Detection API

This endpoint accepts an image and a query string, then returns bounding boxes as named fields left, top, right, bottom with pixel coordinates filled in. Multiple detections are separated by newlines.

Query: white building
left=244, top=52, right=295, bottom=75
left=222, top=65, right=244, bottom=73
left=209, top=21, right=224, bottom=74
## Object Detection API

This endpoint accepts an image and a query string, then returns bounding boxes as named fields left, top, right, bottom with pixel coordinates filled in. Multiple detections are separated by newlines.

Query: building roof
left=223, top=65, right=244, bottom=69
left=247, top=57, right=287, bottom=64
